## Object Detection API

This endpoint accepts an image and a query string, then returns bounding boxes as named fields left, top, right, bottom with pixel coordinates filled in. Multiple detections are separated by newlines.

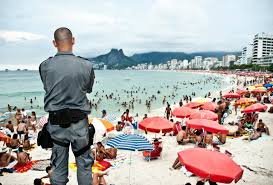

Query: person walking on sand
left=39, top=27, right=95, bottom=185
left=165, top=103, right=172, bottom=120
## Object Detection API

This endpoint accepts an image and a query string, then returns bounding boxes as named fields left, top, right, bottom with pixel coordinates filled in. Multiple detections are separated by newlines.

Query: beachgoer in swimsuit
left=94, top=142, right=117, bottom=161
left=165, top=104, right=172, bottom=120
left=257, top=119, right=270, bottom=135
left=7, top=134, right=20, bottom=149
left=0, top=148, right=16, bottom=167
left=17, top=121, right=27, bottom=140
left=6, top=121, right=14, bottom=133
left=176, top=126, right=189, bottom=145
left=17, top=147, right=31, bottom=165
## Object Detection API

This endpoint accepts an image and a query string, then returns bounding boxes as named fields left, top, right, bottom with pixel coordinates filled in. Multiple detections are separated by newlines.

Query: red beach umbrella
left=243, top=103, right=268, bottom=113
left=185, top=102, right=203, bottom=109
left=138, top=116, right=173, bottom=133
left=186, top=119, right=228, bottom=134
left=189, top=110, right=218, bottom=121
left=172, top=107, right=197, bottom=118
left=178, top=148, right=243, bottom=183
left=200, top=102, right=217, bottom=112
left=222, top=92, right=241, bottom=99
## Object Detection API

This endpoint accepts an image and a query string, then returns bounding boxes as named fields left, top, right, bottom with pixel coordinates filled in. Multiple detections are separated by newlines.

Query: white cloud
left=0, top=31, right=46, bottom=43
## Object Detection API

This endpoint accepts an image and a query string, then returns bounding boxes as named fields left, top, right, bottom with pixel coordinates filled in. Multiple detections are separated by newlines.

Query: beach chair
left=142, top=141, right=162, bottom=161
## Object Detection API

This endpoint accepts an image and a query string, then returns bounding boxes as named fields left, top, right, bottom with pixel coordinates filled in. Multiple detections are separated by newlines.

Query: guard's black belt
left=49, top=108, right=87, bottom=128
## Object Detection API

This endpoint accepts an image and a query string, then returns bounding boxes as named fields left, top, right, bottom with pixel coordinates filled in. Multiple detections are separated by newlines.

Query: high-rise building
left=203, top=57, right=218, bottom=69
left=239, top=44, right=253, bottom=65
left=222, top=55, right=236, bottom=67
left=252, top=33, right=273, bottom=64
left=194, top=56, right=203, bottom=69
left=182, top=59, right=189, bottom=69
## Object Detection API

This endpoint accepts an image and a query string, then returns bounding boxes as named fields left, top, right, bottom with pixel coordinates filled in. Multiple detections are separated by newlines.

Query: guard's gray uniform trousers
left=47, top=118, right=93, bottom=185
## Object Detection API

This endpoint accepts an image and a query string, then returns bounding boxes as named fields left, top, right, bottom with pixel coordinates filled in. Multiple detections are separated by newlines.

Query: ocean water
left=0, top=70, right=232, bottom=120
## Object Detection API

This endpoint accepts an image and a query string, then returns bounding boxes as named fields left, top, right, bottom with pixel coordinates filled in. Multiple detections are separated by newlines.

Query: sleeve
left=86, top=66, right=95, bottom=93
left=39, top=62, right=47, bottom=91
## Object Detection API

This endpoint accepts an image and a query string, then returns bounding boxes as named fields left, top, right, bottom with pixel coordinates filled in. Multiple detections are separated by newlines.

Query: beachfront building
left=194, top=56, right=203, bottom=69
left=148, top=63, right=154, bottom=70
left=203, top=57, right=218, bottom=69
left=238, top=44, right=253, bottom=65
left=168, top=59, right=178, bottom=70
left=252, top=33, right=273, bottom=64
left=222, top=55, right=236, bottom=67
left=256, top=54, right=273, bottom=66
left=182, top=59, right=189, bottom=69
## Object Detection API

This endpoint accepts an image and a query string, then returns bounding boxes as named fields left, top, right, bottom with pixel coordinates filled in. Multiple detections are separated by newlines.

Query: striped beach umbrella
left=89, top=118, right=115, bottom=133
left=106, top=134, right=153, bottom=151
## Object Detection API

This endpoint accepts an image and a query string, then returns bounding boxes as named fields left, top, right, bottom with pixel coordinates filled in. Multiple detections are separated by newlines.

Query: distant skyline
left=0, top=0, right=273, bottom=70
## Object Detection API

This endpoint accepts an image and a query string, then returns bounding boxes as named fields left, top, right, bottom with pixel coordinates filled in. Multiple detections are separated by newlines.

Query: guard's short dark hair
left=54, top=27, right=72, bottom=41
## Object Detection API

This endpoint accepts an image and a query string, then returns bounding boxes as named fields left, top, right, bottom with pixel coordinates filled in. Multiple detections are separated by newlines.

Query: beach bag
left=37, top=123, right=53, bottom=149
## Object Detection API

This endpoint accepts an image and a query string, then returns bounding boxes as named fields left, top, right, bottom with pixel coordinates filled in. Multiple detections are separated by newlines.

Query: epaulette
left=77, top=56, right=90, bottom=61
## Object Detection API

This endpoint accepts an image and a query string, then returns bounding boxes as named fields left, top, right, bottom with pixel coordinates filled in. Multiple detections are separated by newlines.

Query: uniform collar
left=55, top=51, right=74, bottom=56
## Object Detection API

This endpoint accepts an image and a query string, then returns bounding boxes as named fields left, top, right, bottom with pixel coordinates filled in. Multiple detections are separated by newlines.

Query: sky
left=0, top=0, right=273, bottom=70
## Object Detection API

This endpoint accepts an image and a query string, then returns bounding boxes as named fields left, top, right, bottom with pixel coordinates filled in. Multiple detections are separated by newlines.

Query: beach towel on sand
left=14, top=161, right=37, bottom=173
left=69, top=160, right=111, bottom=173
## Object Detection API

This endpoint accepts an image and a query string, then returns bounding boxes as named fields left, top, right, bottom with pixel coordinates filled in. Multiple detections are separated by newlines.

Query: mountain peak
left=91, top=49, right=135, bottom=69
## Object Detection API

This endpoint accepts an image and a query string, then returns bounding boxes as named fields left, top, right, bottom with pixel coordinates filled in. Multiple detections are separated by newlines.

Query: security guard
left=39, top=27, right=95, bottom=185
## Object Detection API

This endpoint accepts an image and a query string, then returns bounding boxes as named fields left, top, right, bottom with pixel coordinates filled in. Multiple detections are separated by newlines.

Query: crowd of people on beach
left=0, top=109, right=38, bottom=176
left=1, top=72, right=273, bottom=185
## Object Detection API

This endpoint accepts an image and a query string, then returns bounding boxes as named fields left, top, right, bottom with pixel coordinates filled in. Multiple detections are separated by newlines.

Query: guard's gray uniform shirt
left=39, top=51, right=94, bottom=113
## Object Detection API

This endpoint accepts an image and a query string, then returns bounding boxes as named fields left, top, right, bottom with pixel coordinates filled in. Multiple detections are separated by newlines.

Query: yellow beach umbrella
left=254, top=84, right=263, bottom=87
left=192, top=97, right=212, bottom=104
left=247, top=86, right=256, bottom=90
left=254, top=87, right=267, bottom=91
left=235, top=98, right=256, bottom=105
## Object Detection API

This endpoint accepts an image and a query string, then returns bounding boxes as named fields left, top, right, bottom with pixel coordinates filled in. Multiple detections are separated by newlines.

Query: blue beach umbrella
left=264, top=83, right=273, bottom=88
left=106, top=134, right=153, bottom=151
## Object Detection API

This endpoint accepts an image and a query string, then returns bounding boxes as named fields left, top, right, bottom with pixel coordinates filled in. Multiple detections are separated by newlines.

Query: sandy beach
left=1, top=72, right=273, bottom=185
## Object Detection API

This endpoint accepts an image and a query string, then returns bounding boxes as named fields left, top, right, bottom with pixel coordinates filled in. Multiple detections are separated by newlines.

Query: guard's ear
left=53, top=40, right=57, bottom=48
left=72, top=37, right=75, bottom=45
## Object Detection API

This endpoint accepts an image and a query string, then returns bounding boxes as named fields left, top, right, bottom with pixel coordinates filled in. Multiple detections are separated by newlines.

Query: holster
left=49, top=108, right=87, bottom=128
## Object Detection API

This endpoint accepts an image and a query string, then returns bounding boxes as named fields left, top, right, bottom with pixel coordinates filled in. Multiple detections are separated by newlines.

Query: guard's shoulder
left=42, top=56, right=53, bottom=63
left=40, top=56, right=53, bottom=68
left=77, top=56, right=90, bottom=61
